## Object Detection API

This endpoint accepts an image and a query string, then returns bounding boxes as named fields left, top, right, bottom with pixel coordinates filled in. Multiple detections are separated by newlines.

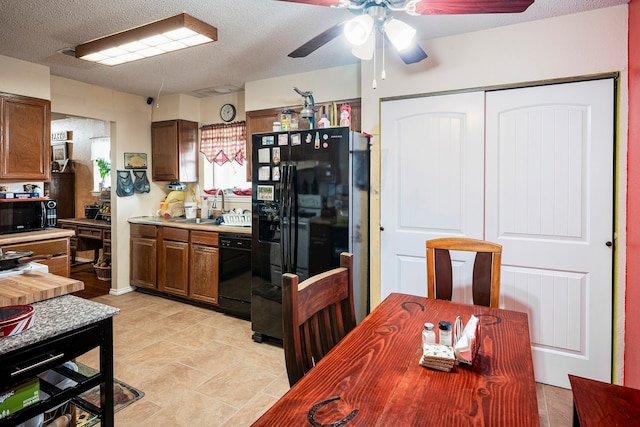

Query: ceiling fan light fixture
left=344, top=14, right=374, bottom=46
left=351, top=30, right=375, bottom=60
left=384, top=18, right=416, bottom=52
left=75, top=13, right=218, bottom=66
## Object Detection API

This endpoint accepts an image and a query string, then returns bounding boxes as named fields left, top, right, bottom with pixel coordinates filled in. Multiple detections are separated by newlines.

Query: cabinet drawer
left=162, top=227, right=189, bottom=242
left=78, top=227, right=102, bottom=240
left=103, top=242, right=111, bottom=258
left=2, top=238, right=69, bottom=256
left=103, top=230, right=111, bottom=241
left=130, top=224, right=157, bottom=239
left=41, top=255, right=70, bottom=277
left=191, top=231, right=218, bottom=246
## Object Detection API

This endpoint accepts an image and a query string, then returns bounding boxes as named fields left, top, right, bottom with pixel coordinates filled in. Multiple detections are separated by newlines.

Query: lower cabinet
left=189, top=231, right=219, bottom=304
left=1, top=236, right=71, bottom=277
left=158, top=227, right=189, bottom=297
left=130, top=223, right=220, bottom=306
left=130, top=224, right=157, bottom=289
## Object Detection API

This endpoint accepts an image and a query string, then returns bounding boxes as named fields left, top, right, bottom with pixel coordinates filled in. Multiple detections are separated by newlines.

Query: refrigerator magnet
left=257, top=185, right=274, bottom=201
left=258, top=166, right=271, bottom=181
left=262, top=135, right=275, bottom=145
left=272, top=147, right=281, bottom=165
left=291, top=133, right=301, bottom=146
left=258, top=148, right=270, bottom=163
left=278, top=134, right=289, bottom=146
left=272, top=166, right=280, bottom=181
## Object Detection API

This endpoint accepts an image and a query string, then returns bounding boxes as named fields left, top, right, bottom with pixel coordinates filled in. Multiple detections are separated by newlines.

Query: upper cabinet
left=0, top=92, right=51, bottom=181
left=151, top=119, right=198, bottom=182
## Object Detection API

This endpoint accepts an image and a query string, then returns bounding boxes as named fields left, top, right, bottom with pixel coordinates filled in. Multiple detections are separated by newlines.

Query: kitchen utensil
left=0, top=250, right=53, bottom=271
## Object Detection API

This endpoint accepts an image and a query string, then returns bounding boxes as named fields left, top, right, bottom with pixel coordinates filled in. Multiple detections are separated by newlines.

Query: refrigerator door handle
left=291, top=165, right=298, bottom=272
left=280, top=165, right=289, bottom=273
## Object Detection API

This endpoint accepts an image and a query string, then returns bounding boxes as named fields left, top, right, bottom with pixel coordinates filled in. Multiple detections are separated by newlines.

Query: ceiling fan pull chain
left=381, top=28, right=387, bottom=81
left=372, top=40, right=377, bottom=90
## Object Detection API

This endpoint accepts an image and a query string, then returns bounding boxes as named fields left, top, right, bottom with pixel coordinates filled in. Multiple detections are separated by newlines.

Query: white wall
left=360, top=5, right=628, bottom=382
left=51, top=76, right=154, bottom=295
left=0, top=55, right=50, bottom=99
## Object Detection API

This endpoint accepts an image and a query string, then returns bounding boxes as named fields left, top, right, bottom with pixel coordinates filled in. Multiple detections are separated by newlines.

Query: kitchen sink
left=169, top=218, right=218, bottom=225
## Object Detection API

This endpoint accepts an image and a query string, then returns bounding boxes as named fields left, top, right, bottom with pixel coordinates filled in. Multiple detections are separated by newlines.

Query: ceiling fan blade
left=288, top=22, right=346, bottom=58
left=395, top=40, right=428, bottom=64
left=415, top=0, right=534, bottom=15
left=275, top=0, right=342, bottom=6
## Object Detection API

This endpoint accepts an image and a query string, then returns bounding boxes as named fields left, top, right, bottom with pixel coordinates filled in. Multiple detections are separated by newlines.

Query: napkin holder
left=453, top=315, right=480, bottom=365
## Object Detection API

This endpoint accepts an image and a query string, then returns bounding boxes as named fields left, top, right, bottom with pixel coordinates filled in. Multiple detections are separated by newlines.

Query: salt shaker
left=439, top=321, right=453, bottom=346
left=422, top=322, right=436, bottom=350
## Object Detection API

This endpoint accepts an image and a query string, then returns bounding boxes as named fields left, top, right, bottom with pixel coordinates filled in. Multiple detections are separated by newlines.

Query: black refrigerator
left=251, top=127, right=370, bottom=343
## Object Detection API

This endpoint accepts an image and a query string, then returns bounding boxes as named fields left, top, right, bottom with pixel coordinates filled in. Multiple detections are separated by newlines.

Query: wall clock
left=220, top=103, right=236, bottom=122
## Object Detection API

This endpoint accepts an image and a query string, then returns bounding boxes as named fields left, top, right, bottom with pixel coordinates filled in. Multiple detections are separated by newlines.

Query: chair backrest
left=282, top=252, right=356, bottom=386
left=426, top=238, right=502, bottom=308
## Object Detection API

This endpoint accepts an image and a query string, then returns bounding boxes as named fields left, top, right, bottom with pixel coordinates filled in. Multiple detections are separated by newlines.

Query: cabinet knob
left=380, top=226, right=385, bottom=231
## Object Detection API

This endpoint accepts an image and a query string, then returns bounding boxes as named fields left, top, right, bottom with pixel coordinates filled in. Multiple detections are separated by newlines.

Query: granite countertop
left=0, top=294, right=119, bottom=355
left=129, top=216, right=252, bottom=235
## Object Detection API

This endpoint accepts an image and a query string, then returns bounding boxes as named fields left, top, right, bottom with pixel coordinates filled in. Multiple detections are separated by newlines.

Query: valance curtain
left=200, top=121, right=246, bottom=165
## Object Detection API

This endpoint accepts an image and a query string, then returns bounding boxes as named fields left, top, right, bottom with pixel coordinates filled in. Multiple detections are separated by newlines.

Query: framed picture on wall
left=124, top=152, right=147, bottom=169
left=51, top=141, right=67, bottom=162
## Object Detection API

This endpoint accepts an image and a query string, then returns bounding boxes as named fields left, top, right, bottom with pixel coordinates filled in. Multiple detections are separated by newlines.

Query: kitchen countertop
left=0, top=294, right=119, bottom=355
left=0, top=228, right=75, bottom=245
left=128, top=216, right=252, bottom=235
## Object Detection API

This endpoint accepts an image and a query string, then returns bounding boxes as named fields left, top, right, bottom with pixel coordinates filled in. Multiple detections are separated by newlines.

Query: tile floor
left=77, top=291, right=574, bottom=426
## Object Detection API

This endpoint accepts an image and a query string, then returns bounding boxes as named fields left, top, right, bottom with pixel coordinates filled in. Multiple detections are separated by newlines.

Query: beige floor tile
left=82, top=291, right=575, bottom=426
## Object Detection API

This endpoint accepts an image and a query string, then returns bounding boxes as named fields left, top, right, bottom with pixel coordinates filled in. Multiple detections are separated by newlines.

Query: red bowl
left=0, top=305, right=34, bottom=338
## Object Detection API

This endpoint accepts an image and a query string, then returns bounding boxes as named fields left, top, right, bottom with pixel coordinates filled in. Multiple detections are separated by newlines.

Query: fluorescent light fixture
left=384, top=18, right=416, bottom=51
left=344, top=14, right=374, bottom=46
left=75, top=13, right=218, bottom=66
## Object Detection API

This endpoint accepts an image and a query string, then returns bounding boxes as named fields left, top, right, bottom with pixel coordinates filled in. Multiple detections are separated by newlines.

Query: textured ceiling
left=0, top=0, right=628, bottom=98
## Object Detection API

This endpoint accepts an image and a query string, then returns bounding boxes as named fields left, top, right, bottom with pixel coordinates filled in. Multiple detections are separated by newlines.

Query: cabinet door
left=151, top=120, right=198, bottom=182
left=130, top=237, right=157, bottom=289
left=158, top=239, right=189, bottom=296
left=189, top=244, right=219, bottom=304
left=0, top=93, right=51, bottom=181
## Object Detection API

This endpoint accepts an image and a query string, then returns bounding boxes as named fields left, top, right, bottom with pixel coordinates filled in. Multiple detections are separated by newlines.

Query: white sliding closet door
left=380, top=92, right=485, bottom=299
left=380, top=79, right=614, bottom=388
left=485, top=79, right=614, bottom=387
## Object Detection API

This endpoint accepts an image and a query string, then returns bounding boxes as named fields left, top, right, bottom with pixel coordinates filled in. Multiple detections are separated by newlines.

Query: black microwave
left=0, top=199, right=57, bottom=235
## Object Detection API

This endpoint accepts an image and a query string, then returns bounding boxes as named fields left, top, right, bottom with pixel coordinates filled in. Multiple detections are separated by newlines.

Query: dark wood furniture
left=282, top=252, right=356, bottom=386
left=58, top=218, right=111, bottom=263
left=47, top=172, right=75, bottom=218
left=0, top=295, right=118, bottom=427
left=569, top=374, right=640, bottom=427
left=253, top=293, right=538, bottom=426
left=426, top=237, right=503, bottom=308
left=151, top=119, right=198, bottom=182
left=0, top=92, right=51, bottom=182
left=0, top=229, right=74, bottom=277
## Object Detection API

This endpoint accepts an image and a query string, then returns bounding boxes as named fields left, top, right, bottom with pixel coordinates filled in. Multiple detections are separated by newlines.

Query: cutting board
left=0, top=272, right=84, bottom=306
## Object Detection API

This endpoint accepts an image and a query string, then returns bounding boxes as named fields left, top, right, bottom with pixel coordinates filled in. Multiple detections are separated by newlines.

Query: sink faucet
left=220, top=190, right=226, bottom=214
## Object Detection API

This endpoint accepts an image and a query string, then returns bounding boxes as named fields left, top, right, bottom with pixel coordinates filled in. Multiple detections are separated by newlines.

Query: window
left=91, top=137, right=111, bottom=191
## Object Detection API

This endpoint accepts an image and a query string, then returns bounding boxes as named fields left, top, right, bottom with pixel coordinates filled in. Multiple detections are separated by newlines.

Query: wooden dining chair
left=282, top=252, right=356, bottom=386
left=426, top=237, right=502, bottom=308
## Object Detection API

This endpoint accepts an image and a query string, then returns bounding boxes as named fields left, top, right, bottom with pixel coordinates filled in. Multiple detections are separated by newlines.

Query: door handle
left=606, top=241, right=613, bottom=248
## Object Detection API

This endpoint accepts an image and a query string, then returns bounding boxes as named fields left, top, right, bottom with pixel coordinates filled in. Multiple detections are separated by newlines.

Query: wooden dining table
left=253, top=292, right=539, bottom=426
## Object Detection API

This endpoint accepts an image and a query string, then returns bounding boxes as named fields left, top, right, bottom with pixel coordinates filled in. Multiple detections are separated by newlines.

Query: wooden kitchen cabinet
left=0, top=92, right=51, bottom=181
left=189, top=230, right=219, bottom=305
left=47, top=172, right=75, bottom=218
left=151, top=119, right=198, bottom=182
left=158, top=227, right=189, bottom=297
left=1, top=237, right=71, bottom=277
left=130, top=224, right=157, bottom=289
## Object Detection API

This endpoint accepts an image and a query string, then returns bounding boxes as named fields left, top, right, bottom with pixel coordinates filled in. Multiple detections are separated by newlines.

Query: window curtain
left=200, top=121, right=246, bottom=165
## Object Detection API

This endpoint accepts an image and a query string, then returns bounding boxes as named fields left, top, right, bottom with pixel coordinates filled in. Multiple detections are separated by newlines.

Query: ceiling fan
left=278, top=0, right=535, bottom=64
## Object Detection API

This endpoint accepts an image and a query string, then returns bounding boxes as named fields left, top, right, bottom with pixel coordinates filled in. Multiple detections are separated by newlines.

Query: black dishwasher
left=218, top=233, right=252, bottom=319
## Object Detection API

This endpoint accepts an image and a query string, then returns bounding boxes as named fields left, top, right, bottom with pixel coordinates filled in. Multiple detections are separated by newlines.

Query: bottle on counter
left=318, top=114, right=330, bottom=128
left=422, top=322, right=436, bottom=350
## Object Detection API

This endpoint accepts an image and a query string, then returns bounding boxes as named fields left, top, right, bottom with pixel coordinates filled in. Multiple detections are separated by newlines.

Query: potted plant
left=96, top=158, right=111, bottom=189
